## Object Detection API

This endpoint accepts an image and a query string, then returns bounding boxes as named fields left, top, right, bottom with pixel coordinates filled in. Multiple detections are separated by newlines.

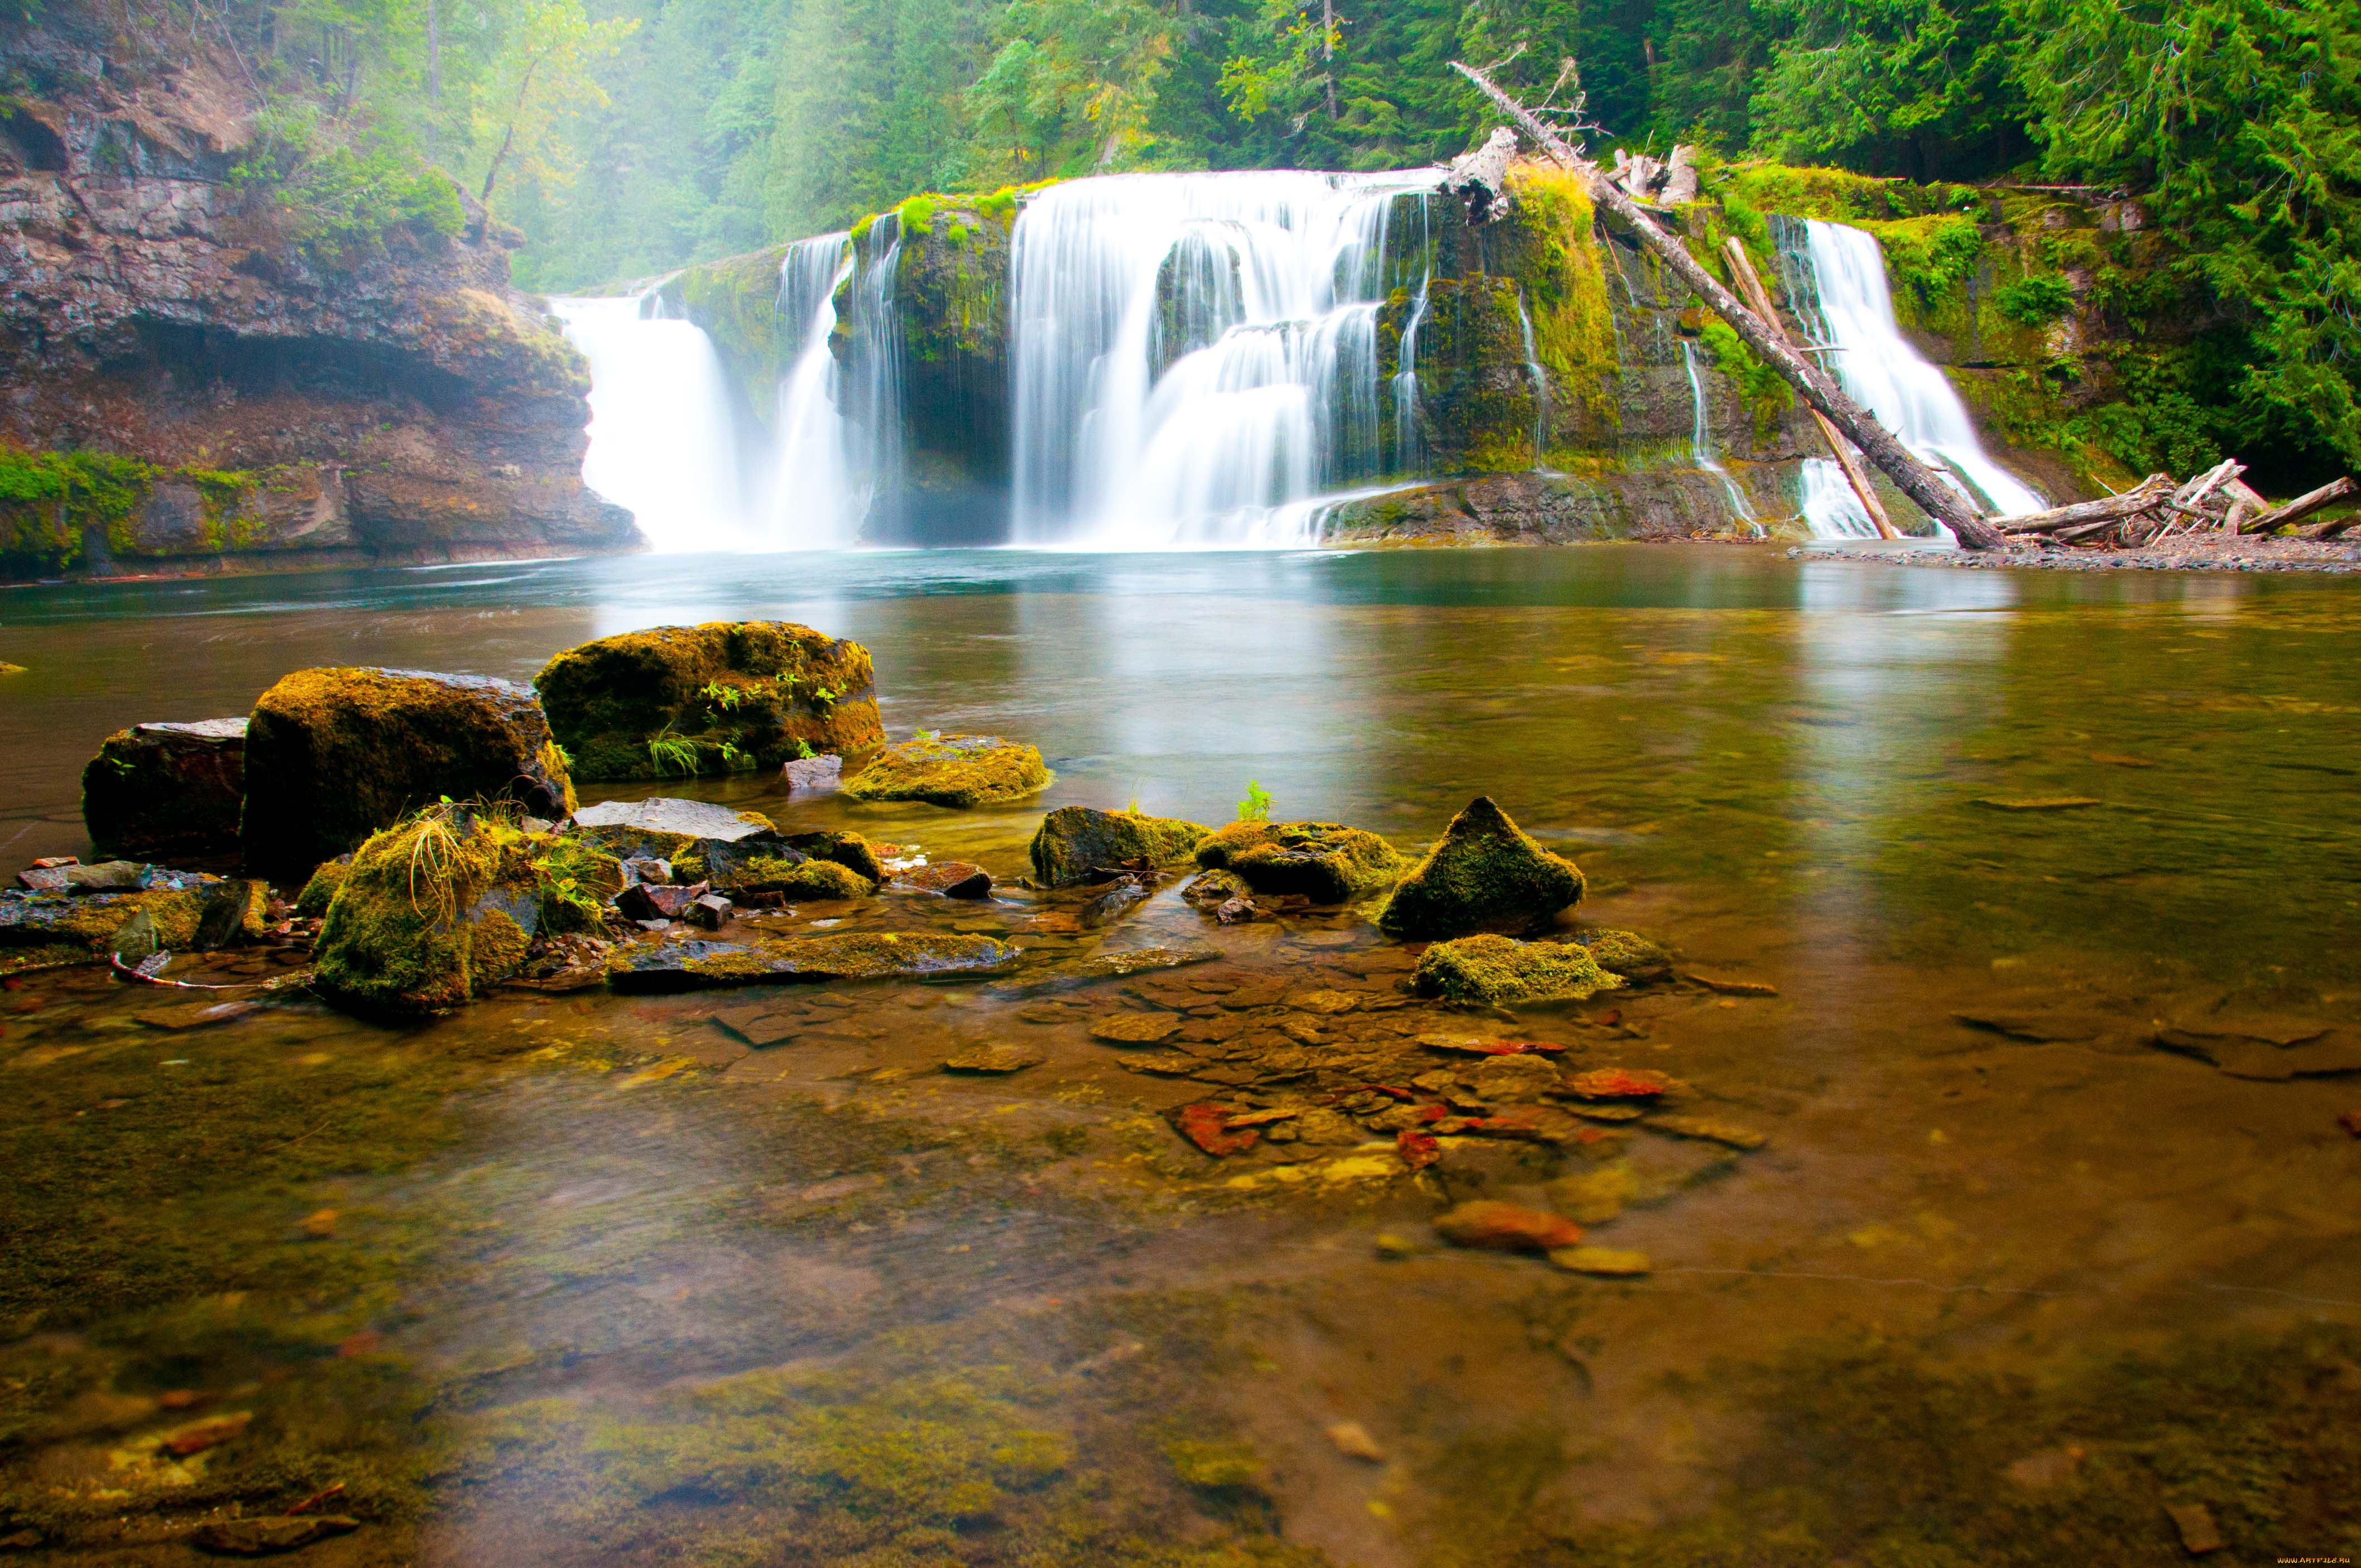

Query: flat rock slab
left=943, top=1045, right=1043, bottom=1074
left=999, top=945, right=1222, bottom=995
left=138, top=718, right=248, bottom=741
left=574, top=797, right=777, bottom=842
left=713, top=1006, right=801, bottom=1047
left=609, top=933, right=1019, bottom=993
left=190, top=1514, right=359, bottom=1555
left=1090, top=1013, right=1184, bottom=1045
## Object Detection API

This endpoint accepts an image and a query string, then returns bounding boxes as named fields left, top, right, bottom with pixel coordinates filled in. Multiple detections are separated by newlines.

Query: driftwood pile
left=1998, top=464, right=2360, bottom=549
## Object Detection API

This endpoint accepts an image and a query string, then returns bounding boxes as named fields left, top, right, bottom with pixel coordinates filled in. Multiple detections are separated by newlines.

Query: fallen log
left=2245, top=475, right=2358, bottom=535
left=1723, top=238, right=1898, bottom=539
left=1999, top=475, right=2173, bottom=535
left=1449, top=59, right=2009, bottom=550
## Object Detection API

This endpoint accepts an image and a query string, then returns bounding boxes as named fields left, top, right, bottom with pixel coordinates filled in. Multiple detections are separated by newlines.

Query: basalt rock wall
left=0, top=7, right=641, bottom=580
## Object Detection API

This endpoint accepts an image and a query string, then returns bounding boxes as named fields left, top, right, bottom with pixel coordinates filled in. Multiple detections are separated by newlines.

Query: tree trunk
left=1448, top=60, right=2008, bottom=550
left=2243, top=475, right=2357, bottom=534
left=1995, top=475, right=2172, bottom=534
left=1321, top=0, right=1338, bottom=119
left=1722, top=237, right=1898, bottom=539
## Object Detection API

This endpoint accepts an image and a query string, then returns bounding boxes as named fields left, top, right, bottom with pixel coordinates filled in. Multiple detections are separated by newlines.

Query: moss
left=721, top=854, right=874, bottom=901
left=1376, top=796, right=1583, bottom=938
left=1506, top=163, right=1620, bottom=437
left=0, top=942, right=94, bottom=975
left=1194, top=820, right=1405, bottom=903
left=311, top=809, right=540, bottom=1016
left=1716, top=161, right=1981, bottom=225
left=1698, top=316, right=1795, bottom=443
left=843, top=733, right=1052, bottom=809
left=1393, top=275, right=1542, bottom=475
left=785, top=829, right=887, bottom=882
left=530, top=838, right=623, bottom=932
left=1412, top=933, right=1624, bottom=1006
left=535, top=621, right=881, bottom=782
left=1029, top=805, right=1212, bottom=887
left=615, top=930, right=1016, bottom=988
left=26, top=887, right=210, bottom=951
left=664, top=242, right=799, bottom=420
left=1164, top=1437, right=1267, bottom=1492
left=1576, top=927, right=1673, bottom=981
left=900, top=192, right=940, bottom=236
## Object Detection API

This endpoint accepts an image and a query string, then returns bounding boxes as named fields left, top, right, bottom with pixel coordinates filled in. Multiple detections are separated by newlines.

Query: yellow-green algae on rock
left=608, top=930, right=1018, bottom=991
left=312, top=807, right=549, bottom=1016
left=240, top=666, right=575, bottom=880
left=1194, top=820, right=1405, bottom=903
left=716, top=854, right=875, bottom=900
left=535, top=621, right=881, bottom=781
left=843, top=733, right=1052, bottom=808
left=1377, top=795, right=1583, bottom=938
left=1029, top=805, right=1212, bottom=887
left=1412, top=933, right=1625, bottom=1006
left=1578, top=926, right=1674, bottom=982
left=293, top=857, right=349, bottom=917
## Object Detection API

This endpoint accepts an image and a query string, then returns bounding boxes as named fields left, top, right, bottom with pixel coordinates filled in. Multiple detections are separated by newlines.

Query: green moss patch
left=1411, top=934, right=1624, bottom=1006
left=1029, top=805, right=1212, bottom=887
left=1378, top=796, right=1583, bottom=939
left=1195, top=820, right=1405, bottom=903
left=843, top=733, right=1052, bottom=808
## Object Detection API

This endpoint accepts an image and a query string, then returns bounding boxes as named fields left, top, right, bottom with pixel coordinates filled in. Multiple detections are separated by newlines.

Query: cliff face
left=0, top=11, right=641, bottom=579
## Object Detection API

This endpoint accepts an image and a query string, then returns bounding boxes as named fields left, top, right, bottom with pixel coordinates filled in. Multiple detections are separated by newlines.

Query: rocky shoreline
left=1792, top=535, right=2361, bottom=574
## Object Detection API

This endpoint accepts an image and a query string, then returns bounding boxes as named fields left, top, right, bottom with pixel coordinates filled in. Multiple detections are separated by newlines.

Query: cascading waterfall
left=1009, top=170, right=1442, bottom=549
left=551, top=294, right=748, bottom=553
left=1516, top=294, right=1551, bottom=470
left=766, top=232, right=862, bottom=547
left=1682, top=340, right=1760, bottom=534
left=1778, top=217, right=2044, bottom=538
left=843, top=214, right=906, bottom=535
left=1389, top=190, right=1433, bottom=477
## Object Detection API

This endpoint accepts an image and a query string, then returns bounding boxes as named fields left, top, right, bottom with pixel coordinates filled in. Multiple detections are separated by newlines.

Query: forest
left=7, top=0, right=2357, bottom=475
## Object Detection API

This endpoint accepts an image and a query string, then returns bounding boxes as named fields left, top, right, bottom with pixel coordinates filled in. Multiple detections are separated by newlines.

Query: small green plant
left=915, top=729, right=940, bottom=744
left=811, top=686, right=838, bottom=706
left=551, top=742, right=574, bottom=771
left=701, top=680, right=745, bottom=711
left=719, top=740, right=757, bottom=773
left=1126, top=795, right=1143, bottom=815
left=793, top=739, right=817, bottom=760
left=647, top=733, right=702, bottom=777
left=1994, top=274, right=2077, bottom=327
left=1237, top=781, right=1274, bottom=822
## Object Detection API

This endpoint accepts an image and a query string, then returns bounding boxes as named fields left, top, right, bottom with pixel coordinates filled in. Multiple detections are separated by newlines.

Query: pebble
left=1325, top=1421, right=1386, bottom=1462
left=1548, top=1244, right=1651, bottom=1276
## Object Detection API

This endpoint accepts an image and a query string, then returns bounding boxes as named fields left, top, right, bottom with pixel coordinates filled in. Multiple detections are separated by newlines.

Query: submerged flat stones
left=1194, top=820, right=1404, bottom=903
left=1028, top=805, right=1211, bottom=887
left=535, top=621, right=881, bottom=781
left=607, top=931, right=1017, bottom=992
left=80, top=718, right=247, bottom=862
left=1412, top=934, right=1625, bottom=1007
left=1376, top=796, right=1583, bottom=938
left=241, top=667, right=575, bottom=880
left=844, top=733, right=1052, bottom=808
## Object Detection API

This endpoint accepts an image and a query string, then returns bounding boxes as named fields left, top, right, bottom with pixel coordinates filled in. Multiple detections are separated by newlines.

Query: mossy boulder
left=843, top=733, right=1052, bottom=808
left=714, top=854, right=874, bottom=901
left=1194, top=821, right=1405, bottom=903
left=240, top=667, right=575, bottom=882
left=294, top=857, right=351, bottom=918
left=535, top=622, right=881, bottom=781
left=1376, top=796, right=1584, bottom=938
left=1412, top=934, right=1626, bottom=1007
left=608, top=931, right=1018, bottom=992
left=80, top=718, right=247, bottom=862
left=1028, top=806, right=1212, bottom=887
left=312, top=809, right=545, bottom=1016
left=0, top=884, right=212, bottom=955
left=781, top=830, right=886, bottom=883
left=1577, top=927, right=1673, bottom=982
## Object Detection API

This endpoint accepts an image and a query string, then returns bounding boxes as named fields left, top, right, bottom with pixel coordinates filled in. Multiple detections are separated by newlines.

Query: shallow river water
left=1, top=545, right=2357, bottom=1565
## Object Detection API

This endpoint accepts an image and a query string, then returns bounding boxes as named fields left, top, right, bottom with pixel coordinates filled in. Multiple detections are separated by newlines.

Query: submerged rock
left=1412, top=934, right=1625, bottom=1006
left=1193, top=821, right=1405, bottom=903
left=80, top=718, right=247, bottom=862
left=1028, top=805, right=1211, bottom=887
left=241, top=667, right=574, bottom=880
left=843, top=733, right=1052, bottom=808
left=311, top=810, right=548, bottom=1016
left=189, top=1514, right=359, bottom=1556
left=1434, top=1200, right=1585, bottom=1253
left=607, top=931, right=1018, bottom=992
left=1376, top=796, right=1583, bottom=938
left=1576, top=927, right=1674, bottom=982
left=895, top=860, right=994, bottom=898
left=535, top=621, right=882, bottom=781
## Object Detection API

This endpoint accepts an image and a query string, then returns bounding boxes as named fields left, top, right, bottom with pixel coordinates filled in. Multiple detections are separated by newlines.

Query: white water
left=767, top=233, right=862, bottom=547
left=551, top=295, right=751, bottom=553
left=1682, top=340, right=1760, bottom=535
left=1791, top=220, right=2044, bottom=538
left=1008, top=170, right=1441, bottom=549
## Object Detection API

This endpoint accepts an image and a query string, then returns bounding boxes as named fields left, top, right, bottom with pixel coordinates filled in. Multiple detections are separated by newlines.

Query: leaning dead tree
left=1450, top=60, right=2010, bottom=550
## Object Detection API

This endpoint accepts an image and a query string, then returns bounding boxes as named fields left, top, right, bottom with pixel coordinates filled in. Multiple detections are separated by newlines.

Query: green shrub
left=1995, top=274, right=2077, bottom=326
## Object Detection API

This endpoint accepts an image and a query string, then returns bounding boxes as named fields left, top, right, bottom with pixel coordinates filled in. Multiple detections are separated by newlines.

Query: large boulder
left=80, top=719, right=247, bottom=862
left=843, top=733, right=1052, bottom=808
left=241, top=668, right=574, bottom=881
left=1411, top=934, right=1625, bottom=1006
left=312, top=809, right=545, bottom=1016
left=1028, top=806, right=1211, bottom=887
left=535, top=622, right=881, bottom=781
left=1194, top=821, right=1405, bottom=903
left=1376, top=797, right=1583, bottom=938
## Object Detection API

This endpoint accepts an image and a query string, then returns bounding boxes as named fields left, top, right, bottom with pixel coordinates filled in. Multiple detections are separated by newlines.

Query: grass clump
left=1411, top=933, right=1624, bottom=1006
left=843, top=732, right=1053, bottom=808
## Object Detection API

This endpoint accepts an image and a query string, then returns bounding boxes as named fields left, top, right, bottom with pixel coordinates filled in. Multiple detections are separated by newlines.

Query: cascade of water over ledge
left=767, top=232, right=861, bottom=548
left=551, top=294, right=748, bottom=554
left=1682, top=340, right=1760, bottom=535
left=1007, top=170, right=1443, bottom=549
left=1777, top=217, right=2044, bottom=539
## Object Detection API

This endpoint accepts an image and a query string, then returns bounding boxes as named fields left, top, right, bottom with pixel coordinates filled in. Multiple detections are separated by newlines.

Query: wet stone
left=573, top=796, right=776, bottom=842
left=713, top=1006, right=800, bottom=1047
left=1548, top=1245, right=1651, bottom=1277
left=189, top=1515, right=360, bottom=1556
left=1434, top=1200, right=1585, bottom=1253
left=1090, top=1013, right=1183, bottom=1045
left=895, top=860, right=994, bottom=898
left=943, top=1044, right=1043, bottom=1074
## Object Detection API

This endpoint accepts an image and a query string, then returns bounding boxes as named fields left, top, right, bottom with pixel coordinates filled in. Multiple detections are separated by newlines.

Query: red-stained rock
left=1434, top=1200, right=1584, bottom=1253
left=1396, top=1130, right=1441, bottom=1169
left=1167, top=1101, right=1259, bottom=1156
left=1561, top=1067, right=1680, bottom=1099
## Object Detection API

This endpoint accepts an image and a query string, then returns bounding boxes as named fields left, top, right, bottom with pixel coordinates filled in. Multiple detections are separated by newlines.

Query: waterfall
left=1009, top=169, right=1443, bottom=549
left=551, top=295, right=748, bottom=553
left=1681, top=340, right=1760, bottom=534
left=1517, top=292, right=1551, bottom=469
left=1779, top=218, right=2045, bottom=538
left=842, top=214, right=907, bottom=537
left=766, top=232, right=862, bottom=547
left=1390, top=190, right=1432, bottom=477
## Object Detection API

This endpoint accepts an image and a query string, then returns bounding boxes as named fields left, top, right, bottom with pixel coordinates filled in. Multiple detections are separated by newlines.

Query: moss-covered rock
left=535, top=622, right=882, bottom=782
left=0, top=885, right=212, bottom=954
left=1576, top=927, right=1673, bottom=982
left=781, top=830, right=887, bottom=883
left=1377, top=796, right=1583, bottom=938
left=1194, top=821, right=1405, bottom=903
left=311, top=808, right=545, bottom=1016
left=607, top=931, right=1018, bottom=992
left=239, top=667, right=575, bottom=881
left=293, top=857, right=350, bottom=918
left=714, top=855, right=874, bottom=901
left=843, top=733, right=1052, bottom=808
left=80, top=719, right=247, bottom=863
left=1412, top=934, right=1625, bottom=1006
left=1028, top=806, right=1211, bottom=887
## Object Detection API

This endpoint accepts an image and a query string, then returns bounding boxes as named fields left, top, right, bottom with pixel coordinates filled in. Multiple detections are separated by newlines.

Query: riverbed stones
left=80, top=718, right=247, bottom=862
left=606, top=931, right=1018, bottom=992
left=535, top=621, right=881, bottom=780
left=1548, top=1245, right=1650, bottom=1277
left=1090, top=1012, right=1183, bottom=1045
left=311, top=811, right=544, bottom=1016
left=1028, top=805, right=1212, bottom=887
left=240, top=667, right=574, bottom=880
left=895, top=860, right=994, bottom=897
left=1193, top=821, right=1405, bottom=903
left=1376, top=796, right=1584, bottom=937
left=843, top=733, right=1053, bottom=808
left=1434, top=1200, right=1585, bottom=1253
left=1412, top=934, right=1625, bottom=1007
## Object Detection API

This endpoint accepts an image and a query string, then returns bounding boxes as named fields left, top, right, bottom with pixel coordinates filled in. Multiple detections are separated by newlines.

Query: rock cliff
left=0, top=7, right=641, bottom=579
